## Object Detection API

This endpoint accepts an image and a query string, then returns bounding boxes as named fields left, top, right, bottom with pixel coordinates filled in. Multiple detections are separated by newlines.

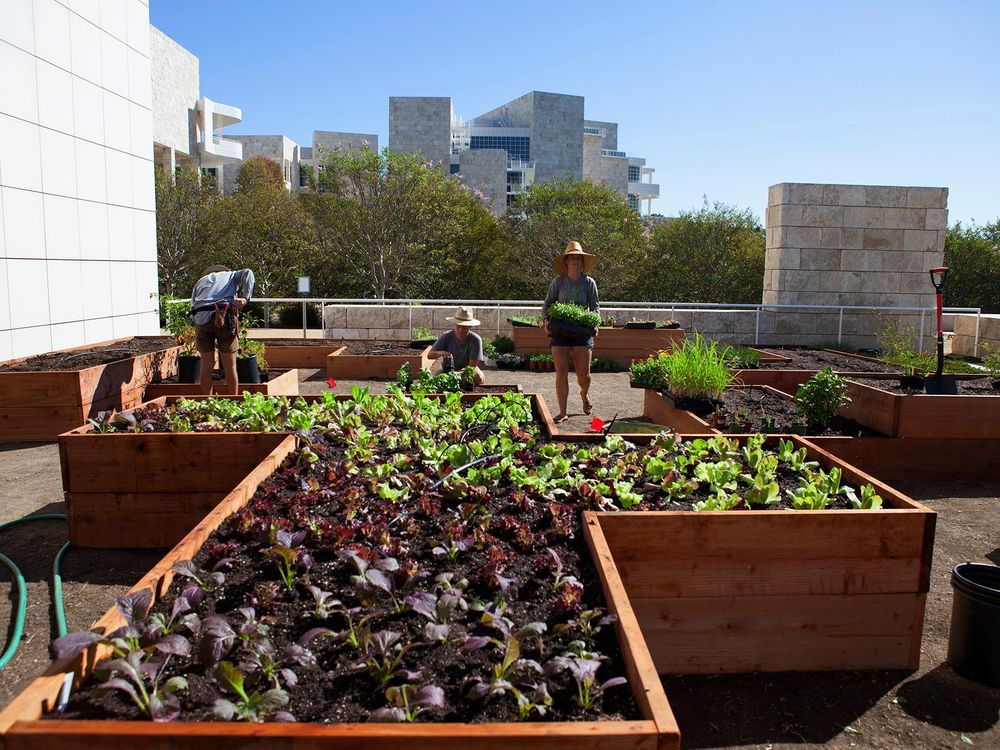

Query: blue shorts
left=549, top=335, right=594, bottom=350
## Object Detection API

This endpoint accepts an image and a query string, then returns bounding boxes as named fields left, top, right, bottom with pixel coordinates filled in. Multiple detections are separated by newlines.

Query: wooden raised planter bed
left=0, top=437, right=680, bottom=750
left=326, top=345, right=432, bottom=379
left=733, top=369, right=890, bottom=395
left=595, top=435, right=935, bottom=674
left=261, top=340, right=346, bottom=369
left=143, top=368, right=299, bottom=400
left=0, top=338, right=181, bottom=442
left=513, top=326, right=685, bottom=367
left=807, top=436, right=1000, bottom=482
left=841, top=379, right=1000, bottom=438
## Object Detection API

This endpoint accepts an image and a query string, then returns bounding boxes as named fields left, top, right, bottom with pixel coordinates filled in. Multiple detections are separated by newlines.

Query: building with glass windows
left=388, top=91, right=659, bottom=215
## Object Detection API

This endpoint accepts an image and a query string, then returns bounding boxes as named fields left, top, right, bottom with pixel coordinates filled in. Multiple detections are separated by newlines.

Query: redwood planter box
left=733, top=369, right=891, bottom=395
left=143, top=368, right=299, bottom=400
left=595, top=436, right=935, bottom=674
left=262, top=340, right=346, bottom=369
left=0, top=438, right=680, bottom=750
left=808, top=436, right=1000, bottom=481
left=841, top=379, right=1000, bottom=438
left=513, top=326, right=686, bottom=367
left=326, top=345, right=432, bottom=379
left=0, top=338, right=181, bottom=442
left=642, top=388, right=719, bottom=433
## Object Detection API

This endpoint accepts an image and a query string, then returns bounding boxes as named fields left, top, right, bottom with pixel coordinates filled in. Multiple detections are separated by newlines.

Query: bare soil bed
left=755, top=348, right=899, bottom=372
left=856, top=376, right=996, bottom=395
left=336, top=341, right=419, bottom=356
left=0, top=337, right=176, bottom=371
left=718, top=387, right=879, bottom=437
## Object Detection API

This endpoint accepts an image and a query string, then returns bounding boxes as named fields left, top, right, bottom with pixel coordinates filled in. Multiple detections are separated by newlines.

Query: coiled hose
left=0, top=514, right=70, bottom=670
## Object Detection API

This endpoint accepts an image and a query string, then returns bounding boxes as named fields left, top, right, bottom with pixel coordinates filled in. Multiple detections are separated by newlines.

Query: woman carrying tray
left=542, top=241, right=599, bottom=423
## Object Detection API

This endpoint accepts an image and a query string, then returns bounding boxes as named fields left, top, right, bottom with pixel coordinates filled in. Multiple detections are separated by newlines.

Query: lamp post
left=297, top=276, right=310, bottom=339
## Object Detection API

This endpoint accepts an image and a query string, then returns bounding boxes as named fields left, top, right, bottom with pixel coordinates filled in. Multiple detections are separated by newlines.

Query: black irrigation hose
left=432, top=454, right=502, bottom=490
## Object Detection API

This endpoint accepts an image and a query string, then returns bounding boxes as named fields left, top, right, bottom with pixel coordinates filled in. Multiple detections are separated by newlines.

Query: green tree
left=944, top=220, right=1000, bottom=312
left=154, top=164, right=217, bottom=298
left=201, top=158, right=317, bottom=297
left=640, top=200, right=765, bottom=303
left=502, top=177, right=650, bottom=300
left=311, top=147, right=505, bottom=298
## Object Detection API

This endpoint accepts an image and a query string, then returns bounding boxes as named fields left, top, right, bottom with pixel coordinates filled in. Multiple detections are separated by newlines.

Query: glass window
left=628, top=166, right=641, bottom=182
left=450, top=164, right=460, bottom=174
left=470, top=135, right=530, bottom=161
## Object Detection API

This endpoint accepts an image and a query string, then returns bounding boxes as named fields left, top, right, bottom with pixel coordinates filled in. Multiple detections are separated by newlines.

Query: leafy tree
left=640, top=199, right=765, bottom=303
left=502, top=178, right=650, bottom=300
left=154, top=164, right=217, bottom=298
left=944, top=220, right=1000, bottom=312
left=201, top=158, right=317, bottom=297
left=311, top=147, right=505, bottom=299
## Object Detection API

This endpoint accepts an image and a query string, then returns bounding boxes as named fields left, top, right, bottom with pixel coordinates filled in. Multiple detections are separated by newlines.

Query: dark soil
left=52, top=432, right=640, bottom=725
left=855, top=376, right=995, bottom=396
left=155, top=369, right=287, bottom=385
left=0, top=337, right=176, bottom=372
left=338, top=341, right=423, bottom=356
left=717, top=387, right=879, bottom=437
left=755, top=348, right=900, bottom=373
left=258, top=339, right=347, bottom=348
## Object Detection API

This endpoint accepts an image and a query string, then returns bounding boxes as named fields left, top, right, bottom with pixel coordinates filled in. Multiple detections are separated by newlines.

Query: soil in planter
left=855, top=376, right=994, bottom=396
left=0, top=336, right=176, bottom=372
left=338, top=341, right=423, bottom=356
left=717, top=387, right=879, bottom=437
left=258, top=338, right=347, bottom=347
left=51, top=431, right=640, bottom=725
left=754, top=347, right=900, bottom=373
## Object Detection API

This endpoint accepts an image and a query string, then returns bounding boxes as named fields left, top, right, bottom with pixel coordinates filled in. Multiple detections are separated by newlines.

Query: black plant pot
left=236, top=355, right=261, bottom=384
left=177, top=355, right=201, bottom=384
left=992, top=380, right=1000, bottom=391
left=547, top=317, right=597, bottom=340
left=662, top=388, right=721, bottom=416
left=409, top=339, right=435, bottom=349
left=898, top=375, right=924, bottom=390
left=624, top=321, right=656, bottom=330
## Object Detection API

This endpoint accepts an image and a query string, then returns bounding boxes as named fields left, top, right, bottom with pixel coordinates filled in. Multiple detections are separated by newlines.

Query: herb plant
left=546, top=303, right=602, bottom=330
left=794, top=368, right=850, bottom=432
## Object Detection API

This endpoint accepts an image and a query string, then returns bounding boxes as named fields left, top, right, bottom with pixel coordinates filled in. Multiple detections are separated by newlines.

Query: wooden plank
left=806, top=437, right=1000, bottom=481
left=2, top=721, right=661, bottom=750
left=143, top=368, right=299, bottom=400
left=58, top=432, right=289, bottom=493
left=642, top=389, right=715, bottom=433
left=0, top=405, right=88, bottom=443
left=65, top=492, right=228, bottom=549
left=583, top=513, right=681, bottom=749
left=0, top=371, right=84, bottom=408
left=631, top=592, right=924, bottom=674
left=896, top=393, right=1000, bottom=438
left=841, top=380, right=899, bottom=436
left=326, top=346, right=431, bottom=379
left=263, top=343, right=346, bottom=369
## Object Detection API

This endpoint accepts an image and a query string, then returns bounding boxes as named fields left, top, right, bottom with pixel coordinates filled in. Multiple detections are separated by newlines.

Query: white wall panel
left=43, top=194, right=81, bottom=260
left=131, top=156, right=153, bottom=210
left=69, top=12, right=102, bottom=85
left=109, top=261, right=137, bottom=314
left=39, top=127, right=78, bottom=198
left=125, top=0, right=150, bottom=56
left=47, top=260, right=85, bottom=323
left=0, top=114, right=42, bottom=191
left=75, top=140, right=107, bottom=202
left=112, top=312, right=139, bottom=338
left=129, top=101, right=151, bottom=158
left=2, top=188, right=45, bottom=259
left=100, top=32, right=128, bottom=99
left=102, top=90, right=131, bottom=153
left=81, top=260, right=112, bottom=318
left=99, top=0, right=128, bottom=43
left=11, top=326, right=52, bottom=359
left=6, top=258, right=50, bottom=327
left=77, top=201, right=109, bottom=260
left=132, top=209, right=155, bottom=261
left=105, top=148, right=132, bottom=207
left=67, top=0, right=101, bottom=26
left=0, top=331, right=12, bottom=363
left=126, top=49, right=151, bottom=108
left=0, top=258, right=10, bottom=331
left=134, top=260, right=158, bottom=313
left=36, top=60, right=75, bottom=135
left=33, top=0, right=72, bottom=70
left=107, top=204, right=134, bottom=260
left=50, top=321, right=87, bottom=350
left=72, top=75, right=104, bottom=144
left=83, top=316, right=114, bottom=344
left=0, top=41, right=39, bottom=123
left=0, top=0, right=35, bottom=54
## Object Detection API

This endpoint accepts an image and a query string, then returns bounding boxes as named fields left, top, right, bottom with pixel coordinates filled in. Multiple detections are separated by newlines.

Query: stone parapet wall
left=320, top=303, right=939, bottom=349
left=764, top=183, right=947, bottom=318
left=952, top=314, right=1000, bottom=357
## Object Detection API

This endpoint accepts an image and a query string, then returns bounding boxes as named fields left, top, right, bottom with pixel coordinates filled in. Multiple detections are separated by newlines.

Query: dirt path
left=0, top=370, right=997, bottom=747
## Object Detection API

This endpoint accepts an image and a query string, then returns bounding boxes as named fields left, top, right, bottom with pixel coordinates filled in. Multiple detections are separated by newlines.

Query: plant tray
left=547, top=318, right=597, bottom=340
left=326, top=345, right=432, bottom=379
left=594, top=435, right=935, bottom=674
left=623, top=322, right=656, bottom=330
left=0, top=339, right=181, bottom=442
left=0, top=439, right=680, bottom=750
left=143, top=368, right=299, bottom=399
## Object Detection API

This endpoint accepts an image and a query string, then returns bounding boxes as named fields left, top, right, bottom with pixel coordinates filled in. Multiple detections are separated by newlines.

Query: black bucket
left=177, top=355, right=201, bottom=384
left=947, top=562, right=1000, bottom=687
left=236, top=355, right=261, bottom=384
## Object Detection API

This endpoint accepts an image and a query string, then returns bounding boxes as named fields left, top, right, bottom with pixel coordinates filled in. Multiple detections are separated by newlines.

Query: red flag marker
left=590, top=416, right=604, bottom=432
left=326, top=377, right=337, bottom=389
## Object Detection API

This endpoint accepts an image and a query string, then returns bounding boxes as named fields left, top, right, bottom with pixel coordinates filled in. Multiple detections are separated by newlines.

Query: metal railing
left=219, top=298, right=983, bottom=354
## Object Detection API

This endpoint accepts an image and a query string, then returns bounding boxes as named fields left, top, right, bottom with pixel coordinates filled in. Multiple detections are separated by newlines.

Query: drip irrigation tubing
left=0, top=514, right=70, bottom=671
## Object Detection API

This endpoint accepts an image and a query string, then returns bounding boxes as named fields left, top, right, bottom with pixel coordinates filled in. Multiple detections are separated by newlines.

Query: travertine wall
left=150, top=26, right=197, bottom=158
left=952, top=313, right=1000, bottom=357
left=388, top=96, right=451, bottom=168
left=583, top=132, right=628, bottom=193
left=763, top=183, right=947, bottom=347
left=457, top=148, right=507, bottom=216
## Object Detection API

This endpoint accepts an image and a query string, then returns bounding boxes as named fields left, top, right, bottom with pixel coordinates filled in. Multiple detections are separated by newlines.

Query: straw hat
left=447, top=306, right=481, bottom=327
left=552, top=240, right=597, bottom=274
left=200, top=264, right=230, bottom=278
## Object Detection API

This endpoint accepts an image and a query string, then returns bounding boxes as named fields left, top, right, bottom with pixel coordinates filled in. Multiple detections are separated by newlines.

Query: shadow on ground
left=897, top=664, right=1000, bottom=732
left=661, top=670, right=905, bottom=748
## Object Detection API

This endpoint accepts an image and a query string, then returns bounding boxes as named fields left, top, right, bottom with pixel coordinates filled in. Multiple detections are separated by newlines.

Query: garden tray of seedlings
left=57, top=392, right=549, bottom=550
left=327, top=343, right=433, bottom=380
left=144, top=369, right=300, bottom=399
left=0, top=337, right=181, bottom=442
left=1, top=393, right=678, bottom=749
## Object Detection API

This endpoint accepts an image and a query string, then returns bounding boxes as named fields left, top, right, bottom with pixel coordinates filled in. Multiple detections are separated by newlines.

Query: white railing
left=188, top=298, right=981, bottom=353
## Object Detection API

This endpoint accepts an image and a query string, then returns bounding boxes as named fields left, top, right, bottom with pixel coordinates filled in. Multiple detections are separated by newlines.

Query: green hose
left=0, top=514, right=70, bottom=670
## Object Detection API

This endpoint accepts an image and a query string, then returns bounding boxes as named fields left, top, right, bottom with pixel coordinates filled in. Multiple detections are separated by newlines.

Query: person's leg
left=219, top=351, right=238, bottom=395
left=552, top=346, right=570, bottom=422
left=194, top=324, right=216, bottom=395
left=571, top=345, right=593, bottom=413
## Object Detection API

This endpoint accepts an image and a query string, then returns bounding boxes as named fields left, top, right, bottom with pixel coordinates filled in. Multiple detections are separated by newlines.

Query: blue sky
left=151, top=0, right=999, bottom=225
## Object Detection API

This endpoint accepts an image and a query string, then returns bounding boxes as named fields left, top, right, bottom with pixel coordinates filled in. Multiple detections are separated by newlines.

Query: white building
left=1, top=0, right=160, bottom=360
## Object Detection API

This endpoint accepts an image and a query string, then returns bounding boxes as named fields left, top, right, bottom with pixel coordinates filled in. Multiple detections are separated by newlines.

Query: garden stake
left=924, top=267, right=958, bottom=395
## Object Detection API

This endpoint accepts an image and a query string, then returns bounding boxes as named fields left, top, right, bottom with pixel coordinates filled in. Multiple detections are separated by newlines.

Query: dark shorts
left=194, top=322, right=238, bottom=354
left=549, top=335, right=594, bottom=350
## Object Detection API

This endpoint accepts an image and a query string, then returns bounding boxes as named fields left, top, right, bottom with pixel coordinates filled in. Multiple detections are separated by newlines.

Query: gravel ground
left=0, top=368, right=997, bottom=748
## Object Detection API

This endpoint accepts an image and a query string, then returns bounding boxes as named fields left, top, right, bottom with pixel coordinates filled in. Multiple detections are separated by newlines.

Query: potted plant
left=658, top=334, right=735, bottom=415
left=166, top=299, right=200, bottom=383
left=236, top=313, right=268, bottom=384
left=546, top=302, right=601, bottom=340
left=495, top=352, right=525, bottom=370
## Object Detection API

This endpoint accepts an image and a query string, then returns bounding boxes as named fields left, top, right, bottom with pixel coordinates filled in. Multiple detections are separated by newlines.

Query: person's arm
left=469, top=334, right=484, bottom=366
left=542, top=277, right=559, bottom=320
left=588, top=277, right=600, bottom=313
left=429, top=332, right=451, bottom=360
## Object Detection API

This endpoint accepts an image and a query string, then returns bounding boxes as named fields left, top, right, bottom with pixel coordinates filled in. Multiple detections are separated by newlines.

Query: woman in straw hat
left=542, top=241, right=599, bottom=423
left=430, top=306, right=486, bottom=385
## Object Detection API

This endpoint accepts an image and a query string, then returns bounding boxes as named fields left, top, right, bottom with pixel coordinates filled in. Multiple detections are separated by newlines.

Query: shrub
left=496, top=353, right=526, bottom=369
left=628, top=354, right=670, bottom=388
left=981, top=343, right=1000, bottom=379
left=546, top=303, right=601, bottom=330
left=490, top=335, right=515, bottom=355
left=794, top=368, right=849, bottom=431
left=237, top=313, right=269, bottom=371
left=411, top=326, right=435, bottom=343
left=272, top=302, right=323, bottom=329
left=721, top=345, right=760, bottom=369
